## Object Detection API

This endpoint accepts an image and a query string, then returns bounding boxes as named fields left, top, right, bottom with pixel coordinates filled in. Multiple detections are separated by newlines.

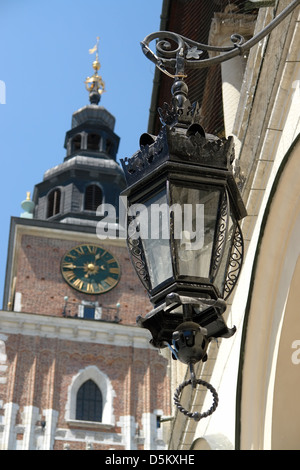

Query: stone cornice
left=0, top=310, right=152, bottom=349
left=12, top=216, right=126, bottom=245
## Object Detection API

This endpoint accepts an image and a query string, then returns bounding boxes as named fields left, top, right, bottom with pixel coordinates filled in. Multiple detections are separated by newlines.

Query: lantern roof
left=121, top=97, right=246, bottom=220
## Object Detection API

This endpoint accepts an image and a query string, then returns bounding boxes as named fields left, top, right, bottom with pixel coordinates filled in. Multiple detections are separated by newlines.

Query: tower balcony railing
left=62, top=298, right=121, bottom=323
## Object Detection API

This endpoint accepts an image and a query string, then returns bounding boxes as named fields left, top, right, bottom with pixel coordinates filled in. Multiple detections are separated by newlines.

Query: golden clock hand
left=95, top=250, right=107, bottom=261
left=66, top=264, right=95, bottom=268
left=65, top=265, right=86, bottom=268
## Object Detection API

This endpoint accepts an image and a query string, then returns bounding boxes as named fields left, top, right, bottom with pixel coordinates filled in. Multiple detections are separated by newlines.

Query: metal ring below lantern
left=173, top=378, right=219, bottom=422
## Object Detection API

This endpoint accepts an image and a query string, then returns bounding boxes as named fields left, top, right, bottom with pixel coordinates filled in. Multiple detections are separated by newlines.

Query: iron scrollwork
left=224, top=222, right=244, bottom=299
left=141, top=0, right=300, bottom=77
left=127, top=218, right=151, bottom=292
left=141, top=30, right=245, bottom=77
left=211, top=190, right=229, bottom=282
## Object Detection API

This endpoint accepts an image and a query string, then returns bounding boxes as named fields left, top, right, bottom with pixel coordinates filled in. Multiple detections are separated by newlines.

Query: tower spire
left=85, top=37, right=105, bottom=105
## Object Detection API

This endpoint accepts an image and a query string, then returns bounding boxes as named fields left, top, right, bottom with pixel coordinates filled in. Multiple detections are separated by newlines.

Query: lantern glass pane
left=170, top=184, right=222, bottom=279
left=141, top=190, right=173, bottom=289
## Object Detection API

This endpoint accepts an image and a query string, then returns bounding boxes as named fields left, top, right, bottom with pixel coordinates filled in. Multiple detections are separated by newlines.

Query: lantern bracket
left=165, top=292, right=227, bottom=312
left=141, top=291, right=228, bottom=319
left=137, top=291, right=236, bottom=351
left=141, top=0, right=300, bottom=78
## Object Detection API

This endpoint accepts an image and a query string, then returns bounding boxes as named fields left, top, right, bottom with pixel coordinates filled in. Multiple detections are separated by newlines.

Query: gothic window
left=76, top=379, right=103, bottom=422
left=66, top=365, right=115, bottom=426
left=84, top=184, right=102, bottom=211
left=87, top=133, right=101, bottom=151
left=47, top=188, right=61, bottom=218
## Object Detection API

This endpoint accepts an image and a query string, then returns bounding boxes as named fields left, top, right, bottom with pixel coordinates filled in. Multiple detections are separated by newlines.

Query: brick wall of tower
left=0, top=332, right=170, bottom=450
left=0, top=218, right=172, bottom=450
left=13, top=233, right=152, bottom=325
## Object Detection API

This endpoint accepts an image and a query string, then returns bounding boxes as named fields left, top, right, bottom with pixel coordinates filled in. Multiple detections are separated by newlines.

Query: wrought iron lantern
left=120, top=0, right=299, bottom=420
left=121, top=86, right=246, bottom=361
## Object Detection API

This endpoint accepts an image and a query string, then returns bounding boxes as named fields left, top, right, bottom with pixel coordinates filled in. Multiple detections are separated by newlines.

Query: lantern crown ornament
left=122, top=100, right=236, bottom=185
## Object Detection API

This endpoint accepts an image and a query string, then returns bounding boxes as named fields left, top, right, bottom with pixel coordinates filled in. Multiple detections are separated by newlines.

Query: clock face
left=61, top=244, right=121, bottom=294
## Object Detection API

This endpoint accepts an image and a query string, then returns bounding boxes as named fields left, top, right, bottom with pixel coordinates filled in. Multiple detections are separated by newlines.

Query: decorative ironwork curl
left=127, top=230, right=151, bottom=292
left=224, top=222, right=244, bottom=299
left=141, top=0, right=300, bottom=77
left=211, top=191, right=229, bottom=280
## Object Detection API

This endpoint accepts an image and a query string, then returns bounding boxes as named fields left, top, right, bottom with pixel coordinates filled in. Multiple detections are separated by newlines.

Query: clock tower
left=0, top=44, right=170, bottom=450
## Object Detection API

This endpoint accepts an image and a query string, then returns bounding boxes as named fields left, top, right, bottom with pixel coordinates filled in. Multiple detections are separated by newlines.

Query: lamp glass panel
left=140, top=190, right=173, bottom=289
left=170, top=183, right=222, bottom=279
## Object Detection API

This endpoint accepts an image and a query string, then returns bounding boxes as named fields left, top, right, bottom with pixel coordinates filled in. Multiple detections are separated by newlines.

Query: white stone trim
left=239, top=138, right=300, bottom=449
left=118, top=415, right=137, bottom=450
left=13, top=292, right=22, bottom=312
left=55, top=426, right=123, bottom=447
left=21, top=405, right=40, bottom=450
left=0, top=402, right=19, bottom=450
left=40, top=409, right=59, bottom=450
left=142, top=412, right=165, bottom=450
left=0, top=310, right=152, bottom=349
left=0, top=335, right=8, bottom=385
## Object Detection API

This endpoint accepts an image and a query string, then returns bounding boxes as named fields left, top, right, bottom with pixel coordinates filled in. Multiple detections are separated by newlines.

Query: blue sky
left=0, top=0, right=163, bottom=307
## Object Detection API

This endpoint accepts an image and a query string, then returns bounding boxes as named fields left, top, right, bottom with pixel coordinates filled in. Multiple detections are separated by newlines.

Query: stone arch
left=84, top=183, right=103, bottom=211
left=237, top=135, right=300, bottom=449
left=71, top=133, right=82, bottom=153
left=191, top=434, right=234, bottom=450
left=87, top=132, right=101, bottom=151
left=0, top=335, right=7, bottom=361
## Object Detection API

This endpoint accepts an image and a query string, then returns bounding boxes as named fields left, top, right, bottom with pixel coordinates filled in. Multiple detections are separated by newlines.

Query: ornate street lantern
left=121, top=80, right=246, bottom=419
left=120, top=0, right=299, bottom=421
left=121, top=95, right=246, bottom=349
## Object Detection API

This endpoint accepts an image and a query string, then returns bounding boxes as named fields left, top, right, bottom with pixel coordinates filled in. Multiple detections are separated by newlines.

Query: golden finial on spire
left=85, top=37, right=105, bottom=104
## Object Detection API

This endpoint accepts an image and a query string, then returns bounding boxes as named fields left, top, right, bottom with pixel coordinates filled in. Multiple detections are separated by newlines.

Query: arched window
left=87, top=133, right=101, bottom=151
left=106, top=138, right=113, bottom=155
left=47, top=188, right=61, bottom=218
left=76, top=379, right=103, bottom=422
left=65, top=366, right=115, bottom=426
left=84, top=184, right=102, bottom=211
left=71, top=134, right=82, bottom=152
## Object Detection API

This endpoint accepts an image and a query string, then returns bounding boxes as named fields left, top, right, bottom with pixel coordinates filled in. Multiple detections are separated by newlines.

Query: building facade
left=147, top=0, right=300, bottom=450
left=0, top=54, right=170, bottom=450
